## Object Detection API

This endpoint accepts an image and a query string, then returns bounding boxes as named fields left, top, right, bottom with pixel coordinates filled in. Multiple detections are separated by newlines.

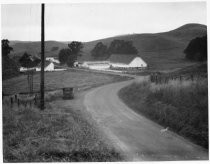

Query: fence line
left=150, top=73, right=207, bottom=84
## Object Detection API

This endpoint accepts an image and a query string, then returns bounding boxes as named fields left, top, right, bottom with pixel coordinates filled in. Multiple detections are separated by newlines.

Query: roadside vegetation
left=3, top=90, right=123, bottom=162
left=119, top=65, right=208, bottom=149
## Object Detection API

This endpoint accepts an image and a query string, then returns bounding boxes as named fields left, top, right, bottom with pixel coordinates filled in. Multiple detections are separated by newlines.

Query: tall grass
left=3, top=100, right=123, bottom=162
left=119, top=78, right=208, bottom=149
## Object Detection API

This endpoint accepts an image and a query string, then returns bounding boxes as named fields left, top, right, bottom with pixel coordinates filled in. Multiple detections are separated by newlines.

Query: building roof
left=108, top=54, right=138, bottom=64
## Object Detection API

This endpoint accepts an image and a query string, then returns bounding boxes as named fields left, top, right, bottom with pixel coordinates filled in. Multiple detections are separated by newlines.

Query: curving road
left=84, top=77, right=208, bottom=161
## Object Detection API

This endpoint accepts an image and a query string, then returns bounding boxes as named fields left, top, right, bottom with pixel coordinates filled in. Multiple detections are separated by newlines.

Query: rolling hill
left=9, top=40, right=68, bottom=58
left=9, top=23, right=207, bottom=70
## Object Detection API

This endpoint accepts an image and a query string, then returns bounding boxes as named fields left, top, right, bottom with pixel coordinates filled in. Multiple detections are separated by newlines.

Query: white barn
left=77, top=54, right=147, bottom=70
left=108, top=54, right=147, bottom=68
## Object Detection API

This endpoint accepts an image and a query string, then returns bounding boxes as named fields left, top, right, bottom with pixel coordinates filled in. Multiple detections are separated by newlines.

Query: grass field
left=3, top=70, right=127, bottom=162
left=2, top=69, right=127, bottom=95
left=119, top=77, right=208, bottom=149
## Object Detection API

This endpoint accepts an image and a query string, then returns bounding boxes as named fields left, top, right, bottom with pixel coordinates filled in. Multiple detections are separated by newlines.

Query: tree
left=19, top=52, right=41, bottom=68
left=58, top=48, right=71, bottom=65
left=67, top=54, right=76, bottom=67
left=108, top=39, right=138, bottom=54
left=68, top=41, right=83, bottom=55
left=184, top=35, right=207, bottom=62
left=58, top=41, right=83, bottom=67
left=1, top=39, right=19, bottom=79
left=2, top=39, right=13, bottom=57
left=91, top=42, right=109, bottom=59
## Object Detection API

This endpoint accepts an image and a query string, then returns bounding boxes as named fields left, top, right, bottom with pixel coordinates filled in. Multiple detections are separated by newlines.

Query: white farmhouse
left=108, top=54, right=147, bottom=68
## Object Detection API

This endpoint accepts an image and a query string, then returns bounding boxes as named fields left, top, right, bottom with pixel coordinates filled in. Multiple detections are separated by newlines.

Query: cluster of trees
left=2, top=39, right=19, bottom=79
left=58, top=41, right=83, bottom=67
left=2, top=39, right=13, bottom=57
left=19, top=52, right=41, bottom=68
left=91, top=39, right=138, bottom=59
left=108, top=39, right=138, bottom=54
left=184, top=35, right=207, bottom=62
left=91, top=42, right=109, bottom=59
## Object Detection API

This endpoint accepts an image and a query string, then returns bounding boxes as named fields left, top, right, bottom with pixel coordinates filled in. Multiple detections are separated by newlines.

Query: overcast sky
left=1, top=2, right=207, bottom=42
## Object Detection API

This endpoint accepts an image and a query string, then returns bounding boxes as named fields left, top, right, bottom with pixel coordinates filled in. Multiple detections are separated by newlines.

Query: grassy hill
left=10, top=41, right=68, bottom=58
left=9, top=23, right=207, bottom=71
left=80, top=23, right=207, bottom=70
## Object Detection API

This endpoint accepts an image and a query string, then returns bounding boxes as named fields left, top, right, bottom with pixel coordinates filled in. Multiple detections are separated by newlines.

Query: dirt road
left=84, top=77, right=208, bottom=161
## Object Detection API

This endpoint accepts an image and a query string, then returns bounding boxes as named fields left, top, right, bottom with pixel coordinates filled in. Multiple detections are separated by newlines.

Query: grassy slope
left=9, top=23, right=207, bottom=71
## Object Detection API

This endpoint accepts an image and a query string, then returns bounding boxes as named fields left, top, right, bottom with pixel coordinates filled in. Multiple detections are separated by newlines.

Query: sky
left=1, top=2, right=207, bottom=42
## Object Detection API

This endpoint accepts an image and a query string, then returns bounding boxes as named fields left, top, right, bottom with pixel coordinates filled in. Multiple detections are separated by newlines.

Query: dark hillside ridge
left=9, top=23, right=207, bottom=70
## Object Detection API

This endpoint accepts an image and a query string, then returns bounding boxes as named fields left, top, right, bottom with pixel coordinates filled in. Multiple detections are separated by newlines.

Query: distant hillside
left=80, top=23, right=207, bottom=70
left=9, top=41, right=68, bottom=58
left=9, top=23, right=207, bottom=70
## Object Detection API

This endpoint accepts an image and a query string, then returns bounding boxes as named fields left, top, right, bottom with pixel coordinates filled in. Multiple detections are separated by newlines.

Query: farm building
left=80, top=61, right=110, bottom=70
left=77, top=54, right=147, bottom=70
left=108, top=54, right=147, bottom=68
left=36, top=61, right=67, bottom=72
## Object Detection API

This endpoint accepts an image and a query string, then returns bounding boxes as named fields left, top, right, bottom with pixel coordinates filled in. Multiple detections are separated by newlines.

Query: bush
left=184, top=35, right=207, bottom=61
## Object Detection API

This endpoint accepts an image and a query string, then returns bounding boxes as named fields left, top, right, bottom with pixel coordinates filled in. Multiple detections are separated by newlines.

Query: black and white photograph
left=1, top=0, right=209, bottom=162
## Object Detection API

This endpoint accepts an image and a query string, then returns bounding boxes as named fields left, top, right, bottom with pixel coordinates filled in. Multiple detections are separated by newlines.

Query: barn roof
left=108, top=54, right=138, bottom=64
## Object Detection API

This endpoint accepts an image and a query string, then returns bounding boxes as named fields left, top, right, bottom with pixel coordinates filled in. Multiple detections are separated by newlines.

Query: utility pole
left=40, top=3, right=45, bottom=110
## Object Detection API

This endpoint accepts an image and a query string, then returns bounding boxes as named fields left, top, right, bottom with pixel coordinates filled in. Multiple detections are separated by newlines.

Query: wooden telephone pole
left=40, top=4, right=45, bottom=110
